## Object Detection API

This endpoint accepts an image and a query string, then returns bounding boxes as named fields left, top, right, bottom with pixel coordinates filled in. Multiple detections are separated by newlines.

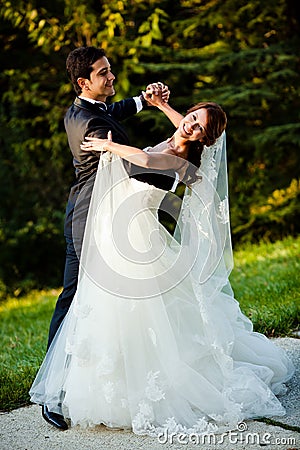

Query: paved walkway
left=0, top=338, right=299, bottom=450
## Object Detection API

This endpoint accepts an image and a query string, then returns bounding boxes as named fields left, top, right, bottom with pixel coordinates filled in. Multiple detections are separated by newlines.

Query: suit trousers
left=47, top=176, right=95, bottom=349
left=47, top=234, right=78, bottom=348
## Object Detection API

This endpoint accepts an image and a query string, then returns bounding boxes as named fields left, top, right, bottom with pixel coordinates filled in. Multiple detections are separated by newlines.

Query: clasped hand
left=143, top=82, right=169, bottom=107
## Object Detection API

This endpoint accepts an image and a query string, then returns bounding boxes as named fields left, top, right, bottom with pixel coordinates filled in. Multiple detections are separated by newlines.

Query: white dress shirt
left=78, top=95, right=143, bottom=112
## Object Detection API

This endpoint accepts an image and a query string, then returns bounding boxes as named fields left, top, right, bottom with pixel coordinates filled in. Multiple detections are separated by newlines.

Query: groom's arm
left=107, top=82, right=171, bottom=121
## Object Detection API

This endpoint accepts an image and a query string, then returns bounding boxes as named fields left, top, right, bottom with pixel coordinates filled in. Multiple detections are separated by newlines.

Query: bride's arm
left=146, top=99, right=184, bottom=129
left=143, top=84, right=184, bottom=128
left=81, top=136, right=186, bottom=172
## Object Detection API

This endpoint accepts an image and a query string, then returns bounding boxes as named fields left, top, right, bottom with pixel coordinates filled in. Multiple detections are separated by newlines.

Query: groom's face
left=78, top=56, right=115, bottom=102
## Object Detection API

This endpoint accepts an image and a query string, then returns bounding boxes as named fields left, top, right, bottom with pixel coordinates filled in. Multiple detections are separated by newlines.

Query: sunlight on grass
left=0, top=289, right=59, bottom=313
left=233, top=235, right=300, bottom=264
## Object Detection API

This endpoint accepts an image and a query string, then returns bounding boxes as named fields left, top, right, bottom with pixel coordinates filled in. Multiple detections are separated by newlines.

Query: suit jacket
left=63, top=97, right=175, bottom=245
left=65, top=97, right=175, bottom=191
left=64, top=97, right=135, bottom=189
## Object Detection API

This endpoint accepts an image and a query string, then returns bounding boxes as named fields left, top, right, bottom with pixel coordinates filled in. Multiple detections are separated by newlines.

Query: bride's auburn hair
left=183, top=102, right=227, bottom=186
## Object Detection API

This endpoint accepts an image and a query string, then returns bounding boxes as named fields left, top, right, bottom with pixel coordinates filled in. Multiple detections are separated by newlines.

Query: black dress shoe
left=42, top=404, right=68, bottom=430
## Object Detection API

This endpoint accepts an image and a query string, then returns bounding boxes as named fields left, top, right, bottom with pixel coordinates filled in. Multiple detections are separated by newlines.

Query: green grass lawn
left=230, top=235, right=300, bottom=336
left=0, top=236, right=299, bottom=412
left=0, top=290, right=58, bottom=411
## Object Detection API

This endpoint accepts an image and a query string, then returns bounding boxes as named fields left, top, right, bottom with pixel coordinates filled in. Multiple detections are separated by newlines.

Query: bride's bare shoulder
left=144, top=140, right=171, bottom=154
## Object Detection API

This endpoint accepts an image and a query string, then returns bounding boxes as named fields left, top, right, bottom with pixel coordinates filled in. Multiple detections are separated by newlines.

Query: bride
left=30, top=93, right=294, bottom=437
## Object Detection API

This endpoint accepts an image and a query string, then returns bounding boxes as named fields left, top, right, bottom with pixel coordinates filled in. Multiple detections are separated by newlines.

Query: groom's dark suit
left=47, top=97, right=175, bottom=347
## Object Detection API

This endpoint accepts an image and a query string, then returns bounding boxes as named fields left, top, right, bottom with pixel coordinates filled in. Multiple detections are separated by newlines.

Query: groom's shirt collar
left=78, top=95, right=143, bottom=113
left=78, top=96, right=107, bottom=110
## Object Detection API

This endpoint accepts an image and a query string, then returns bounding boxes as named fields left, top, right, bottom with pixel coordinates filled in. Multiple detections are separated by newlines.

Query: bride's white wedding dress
left=30, top=134, right=294, bottom=437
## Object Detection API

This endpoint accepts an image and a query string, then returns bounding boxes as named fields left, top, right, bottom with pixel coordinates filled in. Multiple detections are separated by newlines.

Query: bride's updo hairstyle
left=183, top=102, right=227, bottom=186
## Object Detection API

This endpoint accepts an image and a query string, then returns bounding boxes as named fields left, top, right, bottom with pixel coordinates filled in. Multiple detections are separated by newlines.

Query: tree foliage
left=0, top=0, right=299, bottom=296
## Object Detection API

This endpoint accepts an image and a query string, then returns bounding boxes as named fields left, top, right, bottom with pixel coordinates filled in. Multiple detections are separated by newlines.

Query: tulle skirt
left=30, top=155, right=294, bottom=437
left=30, top=278, right=294, bottom=437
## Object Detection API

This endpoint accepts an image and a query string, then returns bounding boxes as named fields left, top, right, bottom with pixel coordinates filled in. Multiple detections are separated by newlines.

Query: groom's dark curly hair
left=66, top=46, right=106, bottom=95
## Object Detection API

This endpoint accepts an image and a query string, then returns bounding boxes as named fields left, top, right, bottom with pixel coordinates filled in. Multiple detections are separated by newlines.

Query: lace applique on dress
left=192, top=284, right=210, bottom=323
left=73, top=303, right=93, bottom=319
left=133, top=411, right=226, bottom=438
left=132, top=401, right=155, bottom=432
left=181, top=193, right=191, bottom=224
left=132, top=372, right=166, bottom=432
left=96, top=354, right=115, bottom=376
left=102, top=381, right=115, bottom=403
left=102, top=369, right=168, bottom=429
left=145, top=371, right=166, bottom=402
left=218, top=196, right=229, bottom=224
left=191, top=417, right=219, bottom=434
left=74, top=338, right=91, bottom=367
left=199, top=145, right=218, bottom=181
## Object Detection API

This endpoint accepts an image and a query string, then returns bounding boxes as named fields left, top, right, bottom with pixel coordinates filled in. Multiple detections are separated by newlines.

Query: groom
left=42, top=46, right=177, bottom=430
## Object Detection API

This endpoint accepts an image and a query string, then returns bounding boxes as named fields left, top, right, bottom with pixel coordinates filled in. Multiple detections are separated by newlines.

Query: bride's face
left=178, top=108, right=208, bottom=142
